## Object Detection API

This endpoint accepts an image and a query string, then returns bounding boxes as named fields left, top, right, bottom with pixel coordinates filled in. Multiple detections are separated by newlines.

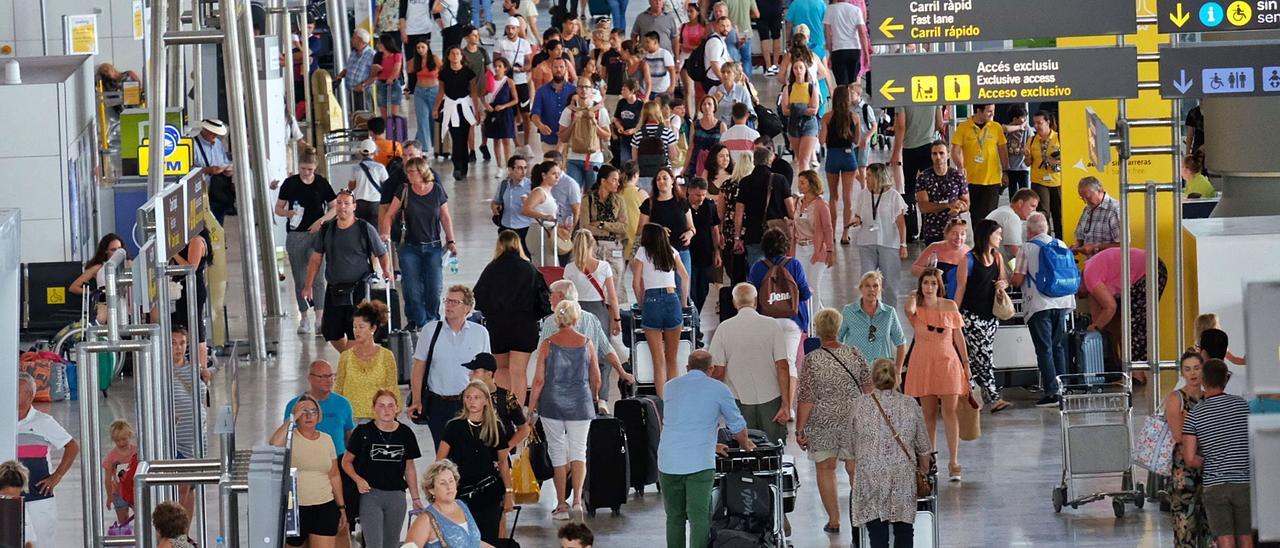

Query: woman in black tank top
left=954, top=219, right=1011, bottom=411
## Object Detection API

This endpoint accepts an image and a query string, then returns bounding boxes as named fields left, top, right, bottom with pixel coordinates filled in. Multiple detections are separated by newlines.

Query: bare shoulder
left=940, top=299, right=960, bottom=312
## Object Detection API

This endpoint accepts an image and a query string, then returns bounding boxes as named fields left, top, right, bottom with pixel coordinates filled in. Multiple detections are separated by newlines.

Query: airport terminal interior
left=0, top=0, right=1278, bottom=546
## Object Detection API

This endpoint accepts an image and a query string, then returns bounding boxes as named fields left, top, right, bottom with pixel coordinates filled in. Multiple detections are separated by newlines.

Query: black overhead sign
left=873, top=47, right=1138, bottom=107
left=1157, top=0, right=1280, bottom=33
left=1157, top=41, right=1280, bottom=99
left=869, top=0, right=1136, bottom=45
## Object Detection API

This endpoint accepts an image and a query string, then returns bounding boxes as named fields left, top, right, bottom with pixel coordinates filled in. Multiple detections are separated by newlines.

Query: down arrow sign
left=1173, top=69, right=1194, bottom=94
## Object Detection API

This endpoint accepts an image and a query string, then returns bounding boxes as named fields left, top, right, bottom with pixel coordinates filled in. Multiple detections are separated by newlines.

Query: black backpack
left=635, top=125, right=669, bottom=178
left=685, top=34, right=722, bottom=85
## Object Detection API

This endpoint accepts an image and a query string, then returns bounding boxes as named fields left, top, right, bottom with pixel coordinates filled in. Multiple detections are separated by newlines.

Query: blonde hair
left=447, top=284, right=475, bottom=307
left=453, top=380, right=502, bottom=446
left=554, top=299, right=581, bottom=328
left=730, top=153, right=756, bottom=182
left=494, top=230, right=529, bottom=261
left=798, top=170, right=825, bottom=196
left=0, top=460, right=30, bottom=491
left=571, top=229, right=598, bottom=271
left=865, top=163, right=889, bottom=193
left=110, top=419, right=135, bottom=442
left=405, top=156, right=434, bottom=183
left=812, top=308, right=841, bottom=342
left=639, top=100, right=665, bottom=126
left=871, top=358, right=898, bottom=390
left=421, top=460, right=461, bottom=502
left=1194, top=313, right=1220, bottom=342
left=859, top=270, right=885, bottom=290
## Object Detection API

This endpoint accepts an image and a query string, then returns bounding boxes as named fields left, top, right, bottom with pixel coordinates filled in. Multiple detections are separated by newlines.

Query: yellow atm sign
left=138, top=137, right=194, bottom=176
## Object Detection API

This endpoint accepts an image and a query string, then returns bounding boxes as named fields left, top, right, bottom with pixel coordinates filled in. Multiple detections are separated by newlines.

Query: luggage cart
left=1052, top=372, right=1145, bottom=517
left=712, top=434, right=789, bottom=547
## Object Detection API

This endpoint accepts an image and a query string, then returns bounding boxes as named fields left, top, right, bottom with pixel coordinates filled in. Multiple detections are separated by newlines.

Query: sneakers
left=296, top=314, right=312, bottom=335
left=766, top=64, right=780, bottom=76
left=1035, top=395, right=1060, bottom=407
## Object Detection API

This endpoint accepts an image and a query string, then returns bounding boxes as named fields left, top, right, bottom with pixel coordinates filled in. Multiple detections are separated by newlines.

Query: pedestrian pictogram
left=1227, top=1, right=1251, bottom=25
left=944, top=75, right=971, bottom=101
left=1200, top=2, right=1223, bottom=26
left=1203, top=68, right=1253, bottom=93
left=1263, top=67, right=1280, bottom=92
left=912, top=76, right=938, bottom=103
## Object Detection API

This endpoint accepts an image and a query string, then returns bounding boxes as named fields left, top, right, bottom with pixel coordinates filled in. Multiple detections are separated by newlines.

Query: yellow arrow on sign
left=880, top=79, right=905, bottom=102
left=1170, top=3, right=1190, bottom=27
left=879, top=17, right=905, bottom=38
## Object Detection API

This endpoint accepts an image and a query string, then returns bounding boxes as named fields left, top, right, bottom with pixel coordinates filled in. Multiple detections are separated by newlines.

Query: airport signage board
left=1158, top=41, right=1280, bottom=98
left=874, top=47, right=1138, bottom=107
left=1157, top=0, right=1280, bottom=33
left=869, top=0, right=1135, bottom=45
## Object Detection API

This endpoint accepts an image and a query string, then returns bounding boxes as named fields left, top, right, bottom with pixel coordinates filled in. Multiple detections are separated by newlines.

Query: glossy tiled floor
left=32, top=5, right=1181, bottom=547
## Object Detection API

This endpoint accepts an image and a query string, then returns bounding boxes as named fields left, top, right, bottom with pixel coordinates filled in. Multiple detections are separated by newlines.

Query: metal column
left=326, top=0, right=350, bottom=117
left=147, top=0, right=171, bottom=195
left=190, top=0, right=206, bottom=123
left=221, top=0, right=271, bottom=361
left=236, top=0, right=286, bottom=318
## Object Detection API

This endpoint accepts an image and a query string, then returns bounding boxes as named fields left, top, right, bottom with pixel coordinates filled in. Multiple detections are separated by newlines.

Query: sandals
left=991, top=400, right=1013, bottom=413
left=823, top=524, right=840, bottom=534
left=840, top=237, right=851, bottom=246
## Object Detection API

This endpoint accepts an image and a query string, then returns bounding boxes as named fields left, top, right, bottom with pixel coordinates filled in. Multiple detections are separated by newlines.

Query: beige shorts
left=808, top=448, right=855, bottom=462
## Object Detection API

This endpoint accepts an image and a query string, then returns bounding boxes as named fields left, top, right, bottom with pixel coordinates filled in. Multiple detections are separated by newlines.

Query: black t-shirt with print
left=600, top=49, right=627, bottom=95
left=614, top=98, right=644, bottom=132
left=442, top=418, right=511, bottom=488
left=346, top=421, right=423, bottom=491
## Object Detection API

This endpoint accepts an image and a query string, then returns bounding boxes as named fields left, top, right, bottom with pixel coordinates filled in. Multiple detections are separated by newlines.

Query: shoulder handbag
left=871, top=393, right=933, bottom=498
left=821, top=347, right=863, bottom=387
left=1133, top=391, right=1178, bottom=476
left=990, top=255, right=1015, bottom=320
left=410, top=322, right=446, bottom=425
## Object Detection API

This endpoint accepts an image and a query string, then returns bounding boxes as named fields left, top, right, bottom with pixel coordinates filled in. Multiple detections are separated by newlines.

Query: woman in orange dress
left=903, top=268, right=971, bottom=482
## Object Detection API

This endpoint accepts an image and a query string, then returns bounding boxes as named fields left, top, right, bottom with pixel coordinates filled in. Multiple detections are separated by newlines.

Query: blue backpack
left=1029, top=238, right=1081, bottom=297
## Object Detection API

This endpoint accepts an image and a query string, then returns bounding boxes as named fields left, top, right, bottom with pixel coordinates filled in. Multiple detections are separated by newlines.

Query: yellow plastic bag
left=512, top=445, right=541, bottom=505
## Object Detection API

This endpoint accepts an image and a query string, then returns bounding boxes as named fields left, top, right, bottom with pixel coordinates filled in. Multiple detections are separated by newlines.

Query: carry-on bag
left=583, top=415, right=630, bottom=516
left=614, top=395, right=663, bottom=495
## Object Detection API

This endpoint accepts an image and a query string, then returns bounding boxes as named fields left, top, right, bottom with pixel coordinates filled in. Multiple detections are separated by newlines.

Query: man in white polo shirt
left=709, top=283, right=791, bottom=442
left=16, top=372, right=80, bottom=548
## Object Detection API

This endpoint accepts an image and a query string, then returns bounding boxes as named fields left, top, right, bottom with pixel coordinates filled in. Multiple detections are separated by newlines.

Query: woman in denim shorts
left=783, top=59, right=822, bottom=173
left=374, top=34, right=405, bottom=118
left=630, top=223, right=690, bottom=399
left=821, top=85, right=861, bottom=244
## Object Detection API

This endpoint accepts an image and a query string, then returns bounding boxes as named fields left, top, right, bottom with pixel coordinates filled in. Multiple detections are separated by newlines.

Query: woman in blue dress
left=404, top=460, right=493, bottom=548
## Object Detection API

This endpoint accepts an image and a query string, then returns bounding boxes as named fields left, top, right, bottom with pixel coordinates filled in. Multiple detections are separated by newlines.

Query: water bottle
left=927, top=252, right=939, bottom=269
left=215, top=537, right=226, bottom=548
left=447, top=254, right=460, bottom=275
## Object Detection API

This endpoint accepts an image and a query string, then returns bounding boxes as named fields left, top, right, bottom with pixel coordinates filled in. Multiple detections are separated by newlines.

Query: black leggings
left=830, top=49, right=862, bottom=86
left=864, top=519, right=914, bottom=548
left=450, top=121, right=472, bottom=176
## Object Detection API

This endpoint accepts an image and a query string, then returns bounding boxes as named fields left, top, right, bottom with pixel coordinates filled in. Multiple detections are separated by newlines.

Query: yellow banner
left=65, top=14, right=99, bottom=55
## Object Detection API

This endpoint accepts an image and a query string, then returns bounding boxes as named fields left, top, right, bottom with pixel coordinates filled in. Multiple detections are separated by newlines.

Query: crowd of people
left=37, top=0, right=1265, bottom=547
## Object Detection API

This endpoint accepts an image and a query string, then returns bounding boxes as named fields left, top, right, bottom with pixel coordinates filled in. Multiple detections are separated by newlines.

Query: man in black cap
left=465, top=353, right=530, bottom=451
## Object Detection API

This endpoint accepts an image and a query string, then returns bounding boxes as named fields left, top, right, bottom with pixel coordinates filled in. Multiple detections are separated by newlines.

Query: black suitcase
left=583, top=415, right=630, bottom=516
left=370, top=285, right=404, bottom=335
left=614, top=395, right=663, bottom=495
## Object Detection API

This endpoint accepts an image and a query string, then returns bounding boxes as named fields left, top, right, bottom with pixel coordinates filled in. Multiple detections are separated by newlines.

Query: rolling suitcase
left=378, top=282, right=415, bottom=385
left=386, top=114, right=409, bottom=143
left=583, top=415, right=630, bottom=516
left=1069, top=329, right=1116, bottom=376
left=614, top=395, right=663, bottom=495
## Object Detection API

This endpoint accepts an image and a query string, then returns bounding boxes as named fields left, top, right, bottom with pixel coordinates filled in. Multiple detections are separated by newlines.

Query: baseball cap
left=357, top=139, right=378, bottom=155
left=463, top=353, right=498, bottom=372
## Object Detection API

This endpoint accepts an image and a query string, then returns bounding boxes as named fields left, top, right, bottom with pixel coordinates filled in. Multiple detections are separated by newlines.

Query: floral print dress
left=797, top=346, right=870, bottom=458
left=1170, top=389, right=1213, bottom=548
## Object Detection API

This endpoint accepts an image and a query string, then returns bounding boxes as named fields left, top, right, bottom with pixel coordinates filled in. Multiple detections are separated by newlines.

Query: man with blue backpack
left=1011, top=211, right=1080, bottom=407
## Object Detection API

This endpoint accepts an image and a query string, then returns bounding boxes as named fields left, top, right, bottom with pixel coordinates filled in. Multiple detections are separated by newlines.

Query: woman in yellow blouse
left=1025, top=110, right=1063, bottom=237
left=335, top=300, right=402, bottom=420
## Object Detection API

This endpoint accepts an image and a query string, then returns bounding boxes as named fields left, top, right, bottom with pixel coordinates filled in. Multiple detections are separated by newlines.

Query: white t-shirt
left=824, top=3, right=865, bottom=52
left=559, top=105, right=612, bottom=163
left=436, top=0, right=459, bottom=29
left=403, top=0, right=433, bottom=35
left=1016, top=233, right=1077, bottom=319
left=348, top=159, right=389, bottom=202
left=564, top=260, right=614, bottom=303
left=644, top=48, right=676, bottom=94
left=986, top=205, right=1026, bottom=248
left=495, top=37, right=533, bottom=84
left=850, top=187, right=907, bottom=248
left=633, top=246, right=679, bottom=289
left=703, top=34, right=731, bottom=81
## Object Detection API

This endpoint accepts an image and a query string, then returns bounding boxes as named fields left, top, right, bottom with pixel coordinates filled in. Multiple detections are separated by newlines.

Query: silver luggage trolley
left=1052, top=372, right=1145, bottom=517
left=711, top=432, right=789, bottom=547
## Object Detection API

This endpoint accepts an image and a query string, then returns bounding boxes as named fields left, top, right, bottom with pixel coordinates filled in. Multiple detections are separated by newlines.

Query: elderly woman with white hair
left=538, top=279, right=633, bottom=407
left=529, top=300, right=602, bottom=522
left=796, top=308, right=870, bottom=535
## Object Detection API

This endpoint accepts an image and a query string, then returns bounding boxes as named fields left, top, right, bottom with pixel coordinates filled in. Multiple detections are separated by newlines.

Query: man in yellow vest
left=950, top=104, right=1008, bottom=223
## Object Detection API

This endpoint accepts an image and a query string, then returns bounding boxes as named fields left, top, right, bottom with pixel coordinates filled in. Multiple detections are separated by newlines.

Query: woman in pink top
left=1082, top=246, right=1167, bottom=383
left=372, top=34, right=404, bottom=117
left=678, top=4, right=708, bottom=112
left=794, top=170, right=834, bottom=330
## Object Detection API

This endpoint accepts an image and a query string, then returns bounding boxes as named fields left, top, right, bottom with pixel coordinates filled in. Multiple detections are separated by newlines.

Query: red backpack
left=758, top=258, right=800, bottom=319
